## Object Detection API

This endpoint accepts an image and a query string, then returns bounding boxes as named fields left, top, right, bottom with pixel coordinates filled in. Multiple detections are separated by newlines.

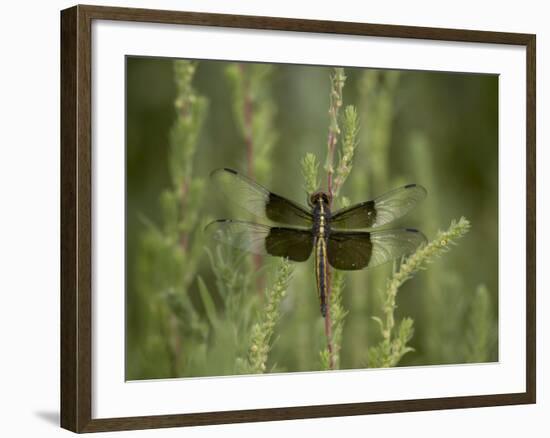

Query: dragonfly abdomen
left=312, top=195, right=332, bottom=317
left=315, top=236, right=329, bottom=317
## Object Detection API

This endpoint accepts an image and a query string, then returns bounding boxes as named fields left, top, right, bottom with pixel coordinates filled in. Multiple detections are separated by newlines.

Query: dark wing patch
left=205, top=219, right=314, bottom=262
left=266, top=193, right=313, bottom=226
left=210, top=168, right=313, bottom=226
left=330, top=200, right=377, bottom=229
left=327, top=228, right=426, bottom=270
left=265, top=227, right=314, bottom=261
left=327, top=232, right=373, bottom=270
left=331, top=184, right=427, bottom=229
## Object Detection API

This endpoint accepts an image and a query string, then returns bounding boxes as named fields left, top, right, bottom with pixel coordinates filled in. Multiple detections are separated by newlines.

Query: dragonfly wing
left=331, top=184, right=427, bottom=229
left=205, top=219, right=314, bottom=262
left=327, top=228, right=426, bottom=270
left=210, top=168, right=313, bottom=226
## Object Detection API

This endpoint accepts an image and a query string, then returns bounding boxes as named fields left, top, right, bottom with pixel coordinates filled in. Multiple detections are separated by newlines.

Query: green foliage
left=368, top=217, right=472, bottom=367
left=127, top=58, right=499, bottom=379
left=357, top=70, right=401, bottom=190
left=132, top=59, right=298, bottom=378
left=225, top=63, right=277, bottom=180
left=189, top=245, right=258, bottom=376
left=368, top=317, right=414, bottom=368
left=301, top=153, right=320, bottom=195
left=133, top=60, right=209, bottom=377
left=205, top=244, right=254, bottom=327
left=324, top=68, right=346, bottom=182
left=319, top=68, right=354, bottom=369
left=242, top=259, right=294, bottom=373
left=332, top=106, right=359, bottom=198
left=320, top=270, right=348, bottom=370
left=170, top=61, right=208, bottom=188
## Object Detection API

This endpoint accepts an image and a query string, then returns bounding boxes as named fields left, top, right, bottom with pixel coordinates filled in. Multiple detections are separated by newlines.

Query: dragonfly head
left=308, top=191, right=332, bottom=208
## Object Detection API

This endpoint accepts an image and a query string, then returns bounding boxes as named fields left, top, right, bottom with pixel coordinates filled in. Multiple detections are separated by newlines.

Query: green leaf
left=371, top=316, right=384, bottom=330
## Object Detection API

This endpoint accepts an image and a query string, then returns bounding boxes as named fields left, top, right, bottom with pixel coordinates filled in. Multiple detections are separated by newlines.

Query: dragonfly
left=205, top=168, right=427, bottom=317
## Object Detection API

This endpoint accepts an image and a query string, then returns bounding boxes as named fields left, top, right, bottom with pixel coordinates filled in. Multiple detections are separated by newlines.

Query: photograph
left=125, top=57, right=499, bottom=380
left=0, top=0, right=542, bottom=435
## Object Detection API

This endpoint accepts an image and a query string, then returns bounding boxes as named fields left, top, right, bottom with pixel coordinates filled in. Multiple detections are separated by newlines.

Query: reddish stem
left=326, top=130, right=337, bottom=196
left=239, top=64, right=264, bottom=293
left=325, top=122, right=338, bottom=371
left=240, top=64, right=255, bottom=179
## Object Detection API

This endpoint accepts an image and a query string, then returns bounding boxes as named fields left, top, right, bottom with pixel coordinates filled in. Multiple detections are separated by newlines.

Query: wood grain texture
left=79, top=4, right=534, bottom=44
left=60, top=5, right=78, bottom=432
left=80, top=393, right=534, bottom=433
left=525, top=34, right=536, bottom=404
left=60, top=4, right=536, bottom=433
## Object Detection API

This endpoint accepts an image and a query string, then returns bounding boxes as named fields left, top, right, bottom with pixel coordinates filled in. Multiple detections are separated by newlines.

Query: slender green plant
left=178, top=62, right=289, bottom=376
left=368, top=217, right=471, bottom=367
left=301, top=152, right=320, bottom=195
left=300, top=68, right=359, bottom=371
left=225, top=63, right=277, bottom=181
left=322, top=67, right=345, bottom=370
left=324, top=74, right=360, bottom=370
left=341, top=70, right=402, bottom=367
left=135, top=60, right=208, bottom=377
left=130, top=62, right=497, bottom=379
left=357, top=70, right=401, bottom=191
left=241, top=259, right=295, bottom=373
left=191, top=244, right=258, bottom=376
left=320, top=270, right=348, bottom=369
left=409, top=132, right=466, bottom=364
left=332, top=106, right=359, bottom=199
left=226, top=63, right=278, bottom=292
left=409, top=133, right=496, bottom=367
left=324, top=68, right=346, bottom=196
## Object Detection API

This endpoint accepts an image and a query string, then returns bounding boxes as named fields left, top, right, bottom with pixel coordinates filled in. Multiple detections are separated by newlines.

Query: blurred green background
left=126, top=56, right=498, bottom=380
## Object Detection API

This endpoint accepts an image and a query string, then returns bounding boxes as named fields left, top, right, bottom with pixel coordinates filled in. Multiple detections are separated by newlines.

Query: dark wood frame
left=61, top=4, right=536, bottom=433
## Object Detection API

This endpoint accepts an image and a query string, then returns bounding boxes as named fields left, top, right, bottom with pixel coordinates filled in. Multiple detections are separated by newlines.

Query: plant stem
left=246, top=259, right=294, bottom=373
left=325, top=68, right=346, bottom=198
left=324, top=268, right=334, bottom=369
left=323, top=68, right=346, bottom=370
left=239, top=63, right=255, bottom=179
left=368, top=217, right=471, bottom=368
left=237, top=63, right=264, bottom=292
left=149, top=60, right=208, bottom=376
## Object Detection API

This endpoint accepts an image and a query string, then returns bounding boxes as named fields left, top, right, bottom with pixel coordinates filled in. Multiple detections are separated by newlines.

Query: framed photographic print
left=60, top=4, right=536, bottom=433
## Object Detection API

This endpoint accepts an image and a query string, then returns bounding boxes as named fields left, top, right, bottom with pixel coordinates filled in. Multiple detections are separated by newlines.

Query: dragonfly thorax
left=311, top=193, right=332, bottom=239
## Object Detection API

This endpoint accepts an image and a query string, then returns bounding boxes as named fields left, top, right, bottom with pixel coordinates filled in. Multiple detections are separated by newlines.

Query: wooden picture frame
left=61, top=4, right=536, bottom=433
